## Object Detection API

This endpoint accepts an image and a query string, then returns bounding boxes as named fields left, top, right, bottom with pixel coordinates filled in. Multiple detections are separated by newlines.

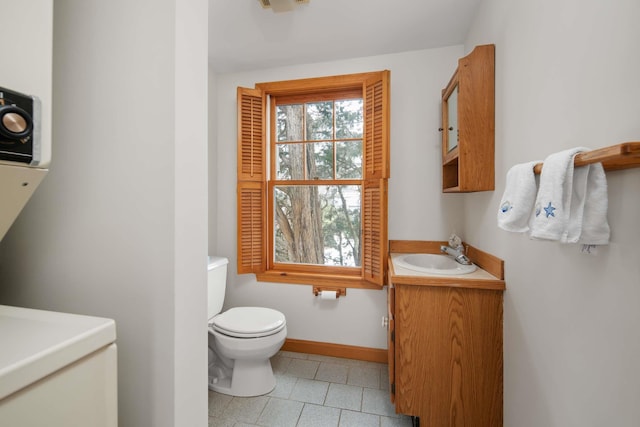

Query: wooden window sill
left=256, top=270, right=383, bottom=290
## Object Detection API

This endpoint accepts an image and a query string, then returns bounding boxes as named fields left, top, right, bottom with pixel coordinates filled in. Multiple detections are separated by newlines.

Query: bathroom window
left=237, top=71, right=390, bottom=288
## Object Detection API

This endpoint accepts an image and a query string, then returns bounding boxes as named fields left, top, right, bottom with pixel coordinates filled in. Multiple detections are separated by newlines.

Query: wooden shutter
left=361, top=71, right=390, bottom=286
left=362, top=71, right=390, bottom=287
left=364, top=71, right=390, bottom=180
left=362, top=179, right=388, bottom=286
left=238, top=87, right=265, bottom=181
left=237, top=87, right=266, bottom=274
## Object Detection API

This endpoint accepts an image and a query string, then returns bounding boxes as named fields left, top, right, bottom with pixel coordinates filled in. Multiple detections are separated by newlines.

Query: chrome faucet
left=440, top=234, right=472, bottom=265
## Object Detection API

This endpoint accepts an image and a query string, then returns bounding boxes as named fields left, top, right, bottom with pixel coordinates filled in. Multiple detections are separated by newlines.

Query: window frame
left=237, top=71, right=390, bottom=289
left=269, top=90, right=364, bottom=274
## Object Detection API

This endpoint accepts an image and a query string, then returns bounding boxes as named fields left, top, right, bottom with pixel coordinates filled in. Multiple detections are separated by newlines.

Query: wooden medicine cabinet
left=441, top=44, right=495, bottom=192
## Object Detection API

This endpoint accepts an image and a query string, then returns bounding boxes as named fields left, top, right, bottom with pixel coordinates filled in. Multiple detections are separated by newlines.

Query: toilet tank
left=207, top=256, right=229, bottom=320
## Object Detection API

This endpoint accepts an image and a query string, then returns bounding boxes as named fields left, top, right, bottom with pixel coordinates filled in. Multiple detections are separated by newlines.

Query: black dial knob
left=0, top=105, right=33, bottom=140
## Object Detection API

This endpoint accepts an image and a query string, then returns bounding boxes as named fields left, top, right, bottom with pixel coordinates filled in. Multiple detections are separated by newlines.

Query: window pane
left=274, top=185, right=361, bottom=267
left=336, top=99, right=363, bottom=139
left=276, top=143, right=304, bottom=180
left=275, top=144, right=290, bottom=179
left=306, top=142, right=333, bottom=180
left=306, top=101, right=333, bottom=140
left=336, top=140, right=362, bottom=179
left=277, top=104, right=303, bottom=142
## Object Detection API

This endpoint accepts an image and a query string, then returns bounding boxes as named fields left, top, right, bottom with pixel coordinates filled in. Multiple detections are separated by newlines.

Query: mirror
left=442, top=74, right=459, bottom=155
left=445, top=85, right=459, bottom=152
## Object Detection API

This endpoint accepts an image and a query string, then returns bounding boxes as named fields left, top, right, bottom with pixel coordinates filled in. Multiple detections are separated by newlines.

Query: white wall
left=211, top=47, right=465, bottom=349
left=208, top=69, right=219, bottom=250
left=0, top=1, right=209, bottom=426
left=173, top=0, right=209, bottom=425
left=464, top=0, right=640, bottom=425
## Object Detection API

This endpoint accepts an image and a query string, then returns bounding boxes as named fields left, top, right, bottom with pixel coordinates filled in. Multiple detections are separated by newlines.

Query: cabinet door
left=387, top=283, right=395, bottom=403
left=395, top=284, right=503, bottom=426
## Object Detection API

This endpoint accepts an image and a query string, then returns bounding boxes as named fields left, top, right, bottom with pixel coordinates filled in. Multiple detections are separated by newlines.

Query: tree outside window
left=274, top=98, right=363, bottom=268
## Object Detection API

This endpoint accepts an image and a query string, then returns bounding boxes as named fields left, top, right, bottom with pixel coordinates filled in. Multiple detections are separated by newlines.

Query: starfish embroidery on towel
left=543, top=202, right=556, bottom=218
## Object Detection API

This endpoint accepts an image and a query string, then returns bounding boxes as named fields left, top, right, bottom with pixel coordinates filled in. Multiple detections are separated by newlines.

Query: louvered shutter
left=362, top=71, right=390, bottom=286
left=237, top=87, right=266, bottom=274
left=362, top=179, right=388, bottom=286
left=364, top=71, right=390, bottom=180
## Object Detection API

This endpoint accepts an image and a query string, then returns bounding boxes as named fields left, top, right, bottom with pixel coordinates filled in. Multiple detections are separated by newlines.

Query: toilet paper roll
left=320, top=290, right=337, bottom=300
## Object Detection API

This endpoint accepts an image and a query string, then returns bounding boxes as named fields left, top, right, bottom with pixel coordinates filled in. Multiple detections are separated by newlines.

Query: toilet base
left=208, top=358, right=276, bottom=397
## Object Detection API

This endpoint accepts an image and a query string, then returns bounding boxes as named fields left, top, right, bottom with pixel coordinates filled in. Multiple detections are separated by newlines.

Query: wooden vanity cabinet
left=441, top=44, right=495, bottom=193
left=387, top=243, right=505, bottom=426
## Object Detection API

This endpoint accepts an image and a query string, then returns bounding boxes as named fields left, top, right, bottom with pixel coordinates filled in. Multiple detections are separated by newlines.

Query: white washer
left=0, top=305, right=117, bottom=426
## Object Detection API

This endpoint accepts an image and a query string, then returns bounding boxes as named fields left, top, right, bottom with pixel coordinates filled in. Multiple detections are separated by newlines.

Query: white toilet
left=207, top=256, right=287, bottom=397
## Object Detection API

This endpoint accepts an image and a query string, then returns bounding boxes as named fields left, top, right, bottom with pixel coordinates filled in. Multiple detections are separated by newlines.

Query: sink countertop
left=388, top=240, right=506, bottom=291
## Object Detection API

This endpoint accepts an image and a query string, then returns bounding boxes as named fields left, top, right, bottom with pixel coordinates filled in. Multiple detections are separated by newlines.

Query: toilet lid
left=211, top=307, right=286, bottom=338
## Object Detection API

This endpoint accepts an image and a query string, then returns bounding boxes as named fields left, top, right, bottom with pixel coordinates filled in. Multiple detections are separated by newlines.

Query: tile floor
left=208, top=351, right=414, bottom=427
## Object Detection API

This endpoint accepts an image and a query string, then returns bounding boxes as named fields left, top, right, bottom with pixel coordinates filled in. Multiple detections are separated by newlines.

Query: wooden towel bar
left=533, top=142, right=640, bottom=174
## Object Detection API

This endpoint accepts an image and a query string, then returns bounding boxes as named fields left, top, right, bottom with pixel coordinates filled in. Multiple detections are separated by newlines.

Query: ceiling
left=208, top=0, right=481, bottom=73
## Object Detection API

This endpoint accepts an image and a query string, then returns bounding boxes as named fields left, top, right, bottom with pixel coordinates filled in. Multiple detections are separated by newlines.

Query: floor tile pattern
left=208, top=351, right=413, bottom=427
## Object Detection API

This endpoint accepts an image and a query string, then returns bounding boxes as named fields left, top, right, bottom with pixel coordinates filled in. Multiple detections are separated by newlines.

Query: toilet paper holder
left=312, top=286, right=346, bottom=298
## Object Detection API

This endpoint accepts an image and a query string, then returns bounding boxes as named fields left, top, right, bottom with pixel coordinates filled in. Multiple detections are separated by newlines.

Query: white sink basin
left=394, top=253, right=476, bottom=275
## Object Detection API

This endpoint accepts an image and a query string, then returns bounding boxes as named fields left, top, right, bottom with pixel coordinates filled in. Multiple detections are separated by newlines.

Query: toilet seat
left=210, top=307, right=286, bottom=338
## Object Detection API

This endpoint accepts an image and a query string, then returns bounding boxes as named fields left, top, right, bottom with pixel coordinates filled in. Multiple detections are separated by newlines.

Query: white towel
left=530, top=148, right=584, bottom=241
left=497, top=161, right=540, bottom=233
left=529, top=147, right=609, bottom=244
left=578, top=162, right=610, bottom=245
